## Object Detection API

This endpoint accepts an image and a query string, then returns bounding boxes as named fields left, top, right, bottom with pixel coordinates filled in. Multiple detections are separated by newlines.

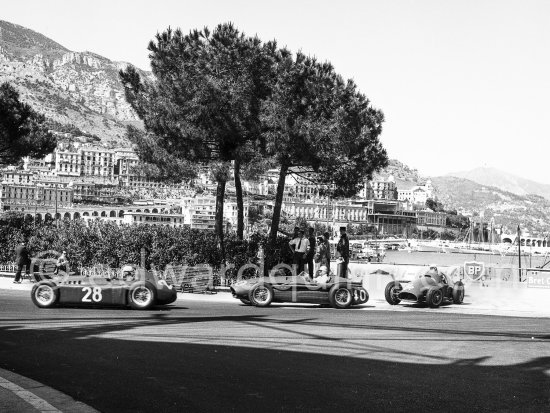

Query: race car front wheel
left=426, top=286, right=443, bottom=308
left=328, top=285, right=353, bottom=309
left=128, top=282, right=157, bottom=310
left=452, top=281, right=465, bottom=304
left=384, top=281, right=402, bottom=305
left=31, top=282, right=59, bottom=308
left=249, top=284, right=273, bottom=307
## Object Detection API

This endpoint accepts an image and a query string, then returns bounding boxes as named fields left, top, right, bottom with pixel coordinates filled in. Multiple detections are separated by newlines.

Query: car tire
left=31, top=281, right=59, bottom=308
left=384, top=281, right=402, bottom=305
left=239, top=297, right=252, bottom=305
left=328, top=285, right=353, bottom=309
left=128, top=282, right=157, bottom=310
left=426, top=286, right=444, bottom=308
left=248, top=284, right=273, bottom=307
left=452, top=281, right=465, bottom=304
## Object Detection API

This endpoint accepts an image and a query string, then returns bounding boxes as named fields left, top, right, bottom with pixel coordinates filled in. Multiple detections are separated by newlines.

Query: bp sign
left=464, top=261, right=485, bottom=281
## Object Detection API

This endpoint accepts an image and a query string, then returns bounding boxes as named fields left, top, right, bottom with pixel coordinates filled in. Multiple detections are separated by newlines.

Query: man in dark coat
left=336, top=227, right=350, bottom=278
left=306, top=227, right=316, bottom=279
left=13, top=241, right=31, bottom=283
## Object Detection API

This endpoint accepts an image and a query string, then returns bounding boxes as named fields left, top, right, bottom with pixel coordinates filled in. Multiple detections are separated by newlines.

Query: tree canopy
left=119, top=23, right=280, bottom=251
left=0, top=82, right=56, bottom=165
left=261, top=52, right=388, bottom=243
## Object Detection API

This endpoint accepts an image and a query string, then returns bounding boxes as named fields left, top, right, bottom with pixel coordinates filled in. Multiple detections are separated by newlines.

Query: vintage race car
left=31, top=268, right=177, bottom=310
left=384, top=270, right=464, bottom=308
left=230, top=274, right=369, bottom=309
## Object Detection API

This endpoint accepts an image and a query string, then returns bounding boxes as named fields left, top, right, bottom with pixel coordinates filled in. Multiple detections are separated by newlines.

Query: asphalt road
left=0, top=290, right=549, bottom=412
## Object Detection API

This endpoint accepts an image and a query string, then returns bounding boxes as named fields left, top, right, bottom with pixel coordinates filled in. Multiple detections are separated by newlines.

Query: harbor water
left=372, top=250, right=550, bottom=269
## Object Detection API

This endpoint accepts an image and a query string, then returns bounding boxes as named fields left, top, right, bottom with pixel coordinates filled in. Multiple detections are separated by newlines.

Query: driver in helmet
left=121, top=265, right=136, bottom=281
left=426, top=264, right=446, bottom=284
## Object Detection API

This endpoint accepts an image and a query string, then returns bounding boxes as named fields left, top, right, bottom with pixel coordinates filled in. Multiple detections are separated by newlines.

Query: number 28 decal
left=82, top=287, right=103, bottom=302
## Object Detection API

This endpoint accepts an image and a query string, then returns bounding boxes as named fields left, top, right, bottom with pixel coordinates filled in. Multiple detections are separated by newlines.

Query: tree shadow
left=0, top=312, right=548, bottom=412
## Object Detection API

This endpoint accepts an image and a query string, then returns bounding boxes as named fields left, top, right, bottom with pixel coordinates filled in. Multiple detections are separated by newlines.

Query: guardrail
left=0, top=263, right=17, bottom=272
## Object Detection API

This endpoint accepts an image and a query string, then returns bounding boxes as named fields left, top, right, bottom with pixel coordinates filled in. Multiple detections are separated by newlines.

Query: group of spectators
left=288, top=226, right=350, bottom=279
left=13, top=241, right=140, bottom=283
left=13, top=241, right=69, bottom=283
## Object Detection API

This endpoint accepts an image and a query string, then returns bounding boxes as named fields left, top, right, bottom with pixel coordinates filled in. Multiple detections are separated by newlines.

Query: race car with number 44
left=31, top=267, right=177, bottom=310
left=384, top=267, right=464, bottom=308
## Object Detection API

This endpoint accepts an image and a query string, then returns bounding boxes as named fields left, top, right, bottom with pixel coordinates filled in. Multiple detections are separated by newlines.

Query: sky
left=2, top=0, right=550, bottom=183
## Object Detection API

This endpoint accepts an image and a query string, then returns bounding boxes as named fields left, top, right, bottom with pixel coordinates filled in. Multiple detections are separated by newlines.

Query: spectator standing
left=289, top=228, right=309, bottom=274
left=313, top=236, right=325, bottom=273
left=54, top=251, right=68, bottom=275
left=306, top=227, right=316, bottom=279
left=13, top=241, right=30, bottom=283
left=337, top=227, right=350, bottom=278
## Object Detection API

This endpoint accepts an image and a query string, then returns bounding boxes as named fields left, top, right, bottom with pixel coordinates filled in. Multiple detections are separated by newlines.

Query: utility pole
left=517, top=224, right=522, bottom=282
left=34, top=183, right=38, bottom=228
left=55, top=183, right=58, bottom=227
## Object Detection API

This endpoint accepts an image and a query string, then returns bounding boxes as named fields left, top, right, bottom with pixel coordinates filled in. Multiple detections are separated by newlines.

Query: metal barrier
left=0, top=263, right=17, bottom=272
left=80, top=265, right=119, bottom=279
left=163, top=264, right=216, bottom=294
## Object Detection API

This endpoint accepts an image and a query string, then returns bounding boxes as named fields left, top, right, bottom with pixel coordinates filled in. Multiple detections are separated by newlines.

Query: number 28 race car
left=230, top=272, right=369, bottom=309
left=384, top=268, right=465, bottom=308
left=31, top=268, right=177, bottom=310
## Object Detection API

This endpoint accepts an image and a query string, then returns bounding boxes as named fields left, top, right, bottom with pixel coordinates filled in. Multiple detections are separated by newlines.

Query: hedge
left=0, top=212, right=291, bottom=279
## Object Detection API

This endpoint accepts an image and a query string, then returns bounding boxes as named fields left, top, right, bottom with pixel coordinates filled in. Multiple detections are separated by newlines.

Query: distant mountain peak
left=445, top=167, right=550, bottom=200
left=0, top=19, right=150, bottom=146
left=0, top=20, right=68, bottom=59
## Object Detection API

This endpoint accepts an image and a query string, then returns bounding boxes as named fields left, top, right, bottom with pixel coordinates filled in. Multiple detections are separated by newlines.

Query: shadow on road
left=0, top=312, right=548, bottom=412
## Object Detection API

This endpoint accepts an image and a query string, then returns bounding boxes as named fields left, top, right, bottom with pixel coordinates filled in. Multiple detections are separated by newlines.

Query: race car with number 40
left=230, top=271, right=369, bottom=309
left=31, top=267, right=177, bottom=310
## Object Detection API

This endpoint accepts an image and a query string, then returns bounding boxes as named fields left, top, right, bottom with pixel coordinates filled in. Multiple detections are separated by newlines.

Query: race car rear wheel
left=426, top=286, right=443, bottom=308
left=128, top=282, right=157, bottom=310
left=384, top=281, right=402, bottom=305
left=239, top=297, right=252, bottom=305
left=452, top=281, right=465, bottom=304
left=248, top=284, right=273, bottom=307
left=31, top=282, right=59, bottom=308
left=328, top=285, right=353, bottom=309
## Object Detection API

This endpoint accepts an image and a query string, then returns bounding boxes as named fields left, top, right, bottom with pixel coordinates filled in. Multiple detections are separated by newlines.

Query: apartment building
left=55, top=148, right=82, bottom=177
left=181, top=196, right=249, bottom=231
left=123, top=211, right=188, bottom=227
left=0, top=183, right=74, bottom=211
left=81, top=146, right=115, bottom=179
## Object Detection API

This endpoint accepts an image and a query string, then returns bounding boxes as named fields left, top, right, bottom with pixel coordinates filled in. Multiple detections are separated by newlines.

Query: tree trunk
left=234, top=160, right=244, bottom=240
left=269, top=163, right=289, bottom=247
left=215, top=179, right=226, bottom=262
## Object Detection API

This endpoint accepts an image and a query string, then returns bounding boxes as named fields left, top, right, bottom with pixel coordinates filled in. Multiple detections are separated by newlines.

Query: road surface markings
left=0, top=376, right=61, bottom=412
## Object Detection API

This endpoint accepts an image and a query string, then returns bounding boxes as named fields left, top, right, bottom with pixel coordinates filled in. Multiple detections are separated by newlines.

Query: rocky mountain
left=0, top=20, right=147, bottom=146
left=375, top=161, right=550, bottom=235
left=431, top=176, right=550, bottom=236
left=447, top=167, right=550, bottom=201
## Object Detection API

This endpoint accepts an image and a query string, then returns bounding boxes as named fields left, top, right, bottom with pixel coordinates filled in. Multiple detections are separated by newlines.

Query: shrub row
left=0, top=212, right=292, bottom=276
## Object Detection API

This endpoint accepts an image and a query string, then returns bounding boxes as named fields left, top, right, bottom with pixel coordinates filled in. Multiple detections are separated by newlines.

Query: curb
left=0, top=368, right=99, bottom=413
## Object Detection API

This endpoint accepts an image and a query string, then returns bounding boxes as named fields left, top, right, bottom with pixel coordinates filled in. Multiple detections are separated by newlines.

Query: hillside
left=374, top=162, right=550, bottom=235
left=447, top=167, right=550, bottom=201
left=431, top=176, right=550, bottom=235
left=0, top=20, right=148, bottom=147
left=375, top=159, right=421, bottom=182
